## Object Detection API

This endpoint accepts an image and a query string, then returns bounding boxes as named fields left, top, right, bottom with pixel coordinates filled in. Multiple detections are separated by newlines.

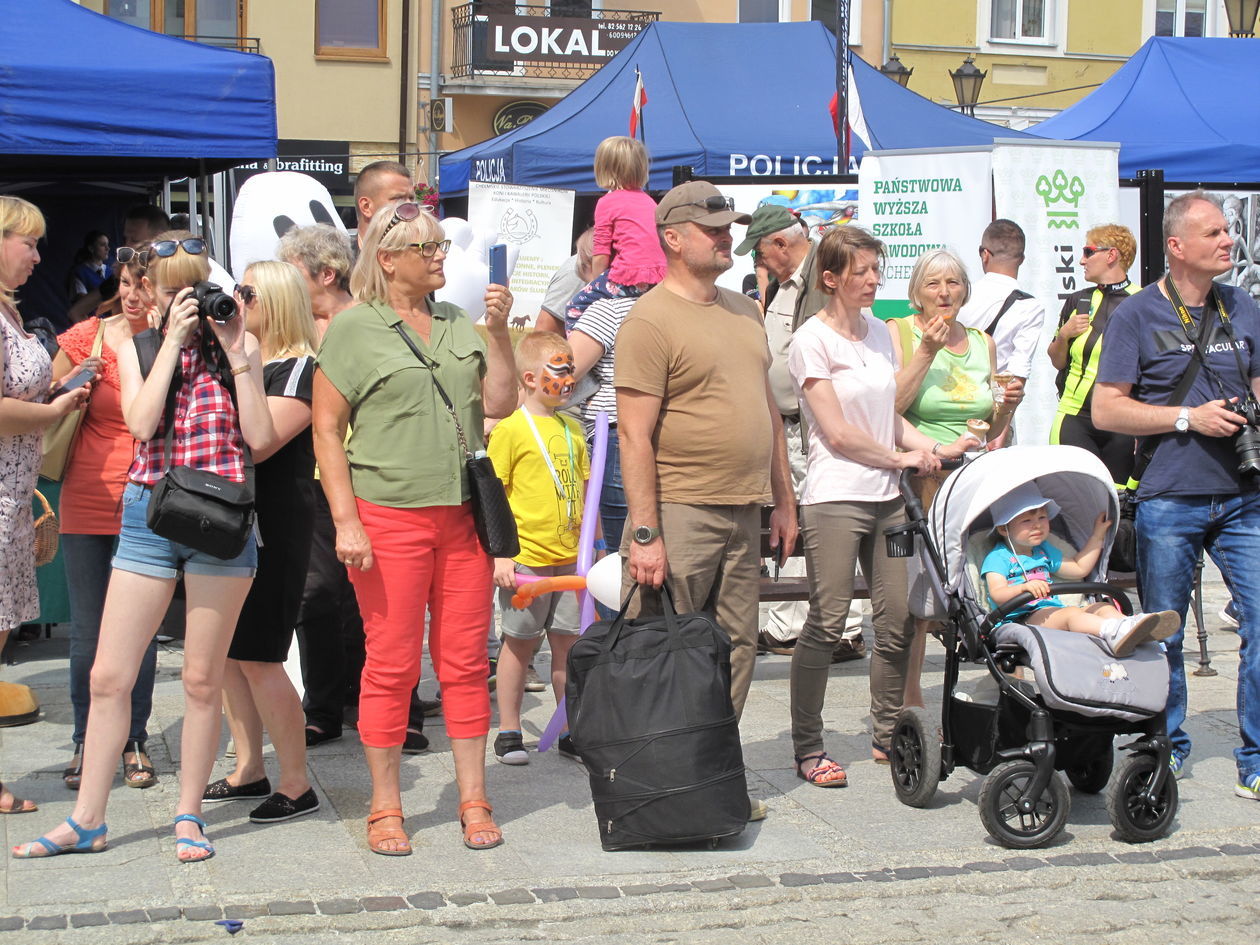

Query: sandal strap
left=794, top=751, right=827, bottom=766
left=367, top=808, right=405, bottom=826
left=175, top=838, right=213, bottom=851
left=173, top=813, right=207, bottom=829
left=458, top=799, right=493, bottom=819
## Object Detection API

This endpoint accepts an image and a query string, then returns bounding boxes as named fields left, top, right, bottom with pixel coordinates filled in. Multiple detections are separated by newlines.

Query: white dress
left=0, top=307, right=52, bottom=629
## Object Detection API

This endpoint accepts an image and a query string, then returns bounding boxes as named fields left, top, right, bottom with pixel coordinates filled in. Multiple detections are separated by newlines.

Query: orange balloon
left=510, top=575, right=588, bottom=610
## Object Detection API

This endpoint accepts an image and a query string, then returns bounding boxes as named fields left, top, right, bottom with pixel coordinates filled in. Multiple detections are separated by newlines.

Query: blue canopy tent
left=440, top=20, right=1028, bottom=195
left=0, top=0, right=276, bottom=179
left=1029, top=37, right=1260, bottom=182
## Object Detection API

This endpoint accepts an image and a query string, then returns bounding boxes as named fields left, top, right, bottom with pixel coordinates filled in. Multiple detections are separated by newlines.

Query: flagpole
left=835, top=0, right=850, bottom=170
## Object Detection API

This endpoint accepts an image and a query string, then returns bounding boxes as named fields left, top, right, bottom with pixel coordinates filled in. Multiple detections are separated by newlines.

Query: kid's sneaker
left=1235, top=774, right=1260, bottom=800
left=494, top=730, right=528, bottom=766
left=1100, top=611, right=1180, bottom=658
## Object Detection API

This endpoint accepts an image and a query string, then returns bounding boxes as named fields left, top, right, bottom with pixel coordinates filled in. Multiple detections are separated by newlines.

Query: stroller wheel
left=979, top=760, right=1071, bottom=849
left=889, top=706, right=941, bottom=808
left=1065, top=742, right=1115, bottom=794
left=1106, top=752, right=1178, bottom=843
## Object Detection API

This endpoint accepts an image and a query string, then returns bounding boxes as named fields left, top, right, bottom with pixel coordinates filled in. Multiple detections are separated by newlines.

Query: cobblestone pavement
left=0, top=563, right=1255, bottom=943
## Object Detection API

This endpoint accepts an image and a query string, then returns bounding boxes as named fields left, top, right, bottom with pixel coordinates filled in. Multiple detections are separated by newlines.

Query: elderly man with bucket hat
left=615, top=182, right=798, bottom=770
left=735, top=204, right=868, bottom=663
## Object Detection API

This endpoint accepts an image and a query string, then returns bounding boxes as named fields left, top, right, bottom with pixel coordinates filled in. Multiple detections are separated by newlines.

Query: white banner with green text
left=992, top=141, right=1121, bottom=447
left=857, top=148, right=993, bottom=319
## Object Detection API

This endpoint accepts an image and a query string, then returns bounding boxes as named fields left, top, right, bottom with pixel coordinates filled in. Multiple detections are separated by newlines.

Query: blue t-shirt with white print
left=981, top=541, right=1065, bottom=623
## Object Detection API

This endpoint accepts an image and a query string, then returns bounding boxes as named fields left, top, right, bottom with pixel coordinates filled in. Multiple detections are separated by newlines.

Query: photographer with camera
left=1094, top=191, right=1260, bottom=800
left=14, top=233, right=275, bottom=863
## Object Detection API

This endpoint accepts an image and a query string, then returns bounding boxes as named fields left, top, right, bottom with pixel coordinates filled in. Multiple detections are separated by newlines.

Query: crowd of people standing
left=0, top=157, right=1257, bottom=862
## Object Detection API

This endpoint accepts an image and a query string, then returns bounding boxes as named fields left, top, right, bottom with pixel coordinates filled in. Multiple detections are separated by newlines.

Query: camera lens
left=191, top=281, right=237, bottom=323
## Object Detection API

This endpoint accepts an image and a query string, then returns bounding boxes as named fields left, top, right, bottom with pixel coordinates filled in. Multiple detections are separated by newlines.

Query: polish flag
left=629, top=67, right=647, bottom=139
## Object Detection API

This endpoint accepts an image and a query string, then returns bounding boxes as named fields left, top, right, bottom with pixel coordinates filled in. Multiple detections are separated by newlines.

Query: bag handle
left=391, top=321, right=473, bottom=460
left=606, top=581, right=680, bottom=649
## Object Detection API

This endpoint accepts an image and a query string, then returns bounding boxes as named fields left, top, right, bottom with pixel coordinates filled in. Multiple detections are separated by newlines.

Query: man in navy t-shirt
left=1095, top=190, right=1260, bottom=800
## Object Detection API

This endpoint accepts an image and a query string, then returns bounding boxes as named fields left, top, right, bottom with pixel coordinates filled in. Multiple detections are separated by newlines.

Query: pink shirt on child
left=593, top=188, right=667, bottom=286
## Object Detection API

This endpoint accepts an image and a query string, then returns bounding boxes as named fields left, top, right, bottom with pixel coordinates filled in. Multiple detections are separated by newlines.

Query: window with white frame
left=1156, top=0, right=1208, bottom=35
left=991, top=0, right=1048, bottom=41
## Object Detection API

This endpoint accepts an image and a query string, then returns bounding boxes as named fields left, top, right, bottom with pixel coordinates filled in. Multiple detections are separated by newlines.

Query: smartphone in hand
left=488, top=243, right=508, bottom=287
left=54, top=366, right=96, bottom=397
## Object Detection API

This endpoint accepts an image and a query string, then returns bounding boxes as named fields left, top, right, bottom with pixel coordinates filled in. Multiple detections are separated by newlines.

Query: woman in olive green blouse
left=312, top=202, right=516, bottom=854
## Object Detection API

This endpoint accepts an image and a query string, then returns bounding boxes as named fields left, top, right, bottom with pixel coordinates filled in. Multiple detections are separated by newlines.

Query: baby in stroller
left=982, top=483, right=1179, bottom=658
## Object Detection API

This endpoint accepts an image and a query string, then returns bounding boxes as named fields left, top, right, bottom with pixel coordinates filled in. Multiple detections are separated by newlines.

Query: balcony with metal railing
left=182, top=34, right=262, bottom=53
left=450, top=4, right=659, bottom=83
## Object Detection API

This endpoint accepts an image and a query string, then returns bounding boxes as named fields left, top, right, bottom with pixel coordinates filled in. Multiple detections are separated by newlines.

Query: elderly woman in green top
left=886, top=247, right=1023, bottom=710
left=312, top=201, right=516, bottom=855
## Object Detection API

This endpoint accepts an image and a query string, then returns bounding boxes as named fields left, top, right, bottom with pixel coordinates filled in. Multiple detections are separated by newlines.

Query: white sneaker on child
left=1099, top=611, right=1179, bottom=658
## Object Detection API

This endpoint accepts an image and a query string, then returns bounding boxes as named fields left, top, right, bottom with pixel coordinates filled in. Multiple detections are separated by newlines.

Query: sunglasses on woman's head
left=403, top=239, right=451, bottom=258
left=150, top=238, right=207, bottom=258
left=235, top=284, right=257, bottom=305
left=380, top=201, right=423, bottom=241
left=114, top=246, right=149, bottom=266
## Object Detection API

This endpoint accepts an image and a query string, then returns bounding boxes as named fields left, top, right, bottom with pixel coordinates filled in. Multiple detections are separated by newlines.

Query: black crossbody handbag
left=134, top=329, right=256, bottom=560
left=392, top=323, right=520, bottom=558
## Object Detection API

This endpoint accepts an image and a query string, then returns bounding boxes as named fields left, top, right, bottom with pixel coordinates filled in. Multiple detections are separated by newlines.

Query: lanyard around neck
left=520, top=407, right=577, bottom=520
left=1164, top=275, right=1249, bottom=402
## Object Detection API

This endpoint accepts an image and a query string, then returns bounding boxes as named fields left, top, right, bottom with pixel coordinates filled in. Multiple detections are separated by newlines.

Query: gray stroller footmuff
left=991, top=622, right=1170, bottom=723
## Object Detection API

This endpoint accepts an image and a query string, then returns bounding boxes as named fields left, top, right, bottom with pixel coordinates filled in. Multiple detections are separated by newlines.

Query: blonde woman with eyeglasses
left=313, top=200, right=516, bottom=854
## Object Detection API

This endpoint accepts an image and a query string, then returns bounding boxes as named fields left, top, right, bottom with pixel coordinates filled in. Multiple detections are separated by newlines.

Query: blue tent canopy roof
left=0, top=0, right=276, bottom=178
left=1029, top=37, right=1260, bottom=182
left=440, top=21, right=1027, bottom=195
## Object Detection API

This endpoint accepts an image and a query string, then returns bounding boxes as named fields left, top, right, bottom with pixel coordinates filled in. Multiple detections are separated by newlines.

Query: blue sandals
left=11, top=816, right=107, bottom=858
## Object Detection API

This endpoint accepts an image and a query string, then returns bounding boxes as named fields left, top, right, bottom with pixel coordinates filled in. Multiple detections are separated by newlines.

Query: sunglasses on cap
left=150, top=238, right=207, bottom=258
left=670, top=194, right=735, bottom=218
left=381, top=201, right=423, bottom=241
left=1082, top=245, right=1114, bottom=258
left=234, top=284, right=257, bottom=305
left=403, top=239, right=451, bottom=258
left=114, top=246, right=148, bottom=266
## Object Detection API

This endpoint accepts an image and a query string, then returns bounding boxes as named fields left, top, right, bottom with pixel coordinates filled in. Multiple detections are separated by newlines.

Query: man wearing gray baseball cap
left=614, top=182, right=798, bottom=821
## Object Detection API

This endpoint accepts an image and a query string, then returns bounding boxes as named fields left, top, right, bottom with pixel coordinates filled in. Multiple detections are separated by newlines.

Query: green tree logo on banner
left=1035, top=169, right=1086, bottom=230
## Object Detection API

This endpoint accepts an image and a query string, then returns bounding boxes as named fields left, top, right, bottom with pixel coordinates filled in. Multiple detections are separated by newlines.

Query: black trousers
left=296, top=488, right=424, bottom=733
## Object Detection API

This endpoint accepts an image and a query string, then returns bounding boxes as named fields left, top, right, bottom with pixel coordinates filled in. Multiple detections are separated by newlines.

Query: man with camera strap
left=1094, top=190, right=1260, bottom=800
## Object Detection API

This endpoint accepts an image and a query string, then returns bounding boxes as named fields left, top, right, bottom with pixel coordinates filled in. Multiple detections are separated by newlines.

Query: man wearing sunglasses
left=1047, top=224, right=1139, bottom=487
left=615, top=183, right=798, bottom=819
left=353, top=161, right=414, bottom=251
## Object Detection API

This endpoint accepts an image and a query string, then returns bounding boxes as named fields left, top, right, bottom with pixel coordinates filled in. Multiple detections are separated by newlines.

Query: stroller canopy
left=928, top=446, right=1119, bottom=596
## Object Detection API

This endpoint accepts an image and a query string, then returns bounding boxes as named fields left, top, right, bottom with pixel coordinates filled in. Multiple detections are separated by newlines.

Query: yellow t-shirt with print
left=486, top=407, right=590, bottom=567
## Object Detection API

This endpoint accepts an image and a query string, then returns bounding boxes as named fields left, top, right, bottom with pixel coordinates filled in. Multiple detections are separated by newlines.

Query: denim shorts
left=112, top=481, right=257, bottom=580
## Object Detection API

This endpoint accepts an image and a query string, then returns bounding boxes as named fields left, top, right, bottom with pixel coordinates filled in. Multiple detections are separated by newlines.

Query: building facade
left=80, top=0, right=1237, bottom=194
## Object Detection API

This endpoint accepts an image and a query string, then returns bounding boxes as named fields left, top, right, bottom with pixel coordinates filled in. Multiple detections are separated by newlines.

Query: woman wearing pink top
left=564, top=136, right=665, bottom=332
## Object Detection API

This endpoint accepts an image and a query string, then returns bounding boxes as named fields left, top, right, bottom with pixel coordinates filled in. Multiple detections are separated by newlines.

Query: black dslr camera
left=191, top=281, right=237, bottom=323
left=1228, top=398, right=1260, bottom=477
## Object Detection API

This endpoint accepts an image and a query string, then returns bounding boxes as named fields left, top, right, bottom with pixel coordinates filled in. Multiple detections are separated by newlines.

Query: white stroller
left=884, top=445, right=1178, bottom=848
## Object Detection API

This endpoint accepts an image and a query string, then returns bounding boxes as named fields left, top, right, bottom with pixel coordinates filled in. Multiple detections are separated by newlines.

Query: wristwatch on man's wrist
left=1174, top=406, right=1191, bottom=433
left=632, top=525, right=661, bottom=545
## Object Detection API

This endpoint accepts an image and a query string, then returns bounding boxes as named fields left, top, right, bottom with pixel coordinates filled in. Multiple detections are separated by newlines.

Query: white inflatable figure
left=207, top=258, right=237, bottom=296
left=229, top=171, right=346, bottom=282
left=434, top=216, right=520, bottom=322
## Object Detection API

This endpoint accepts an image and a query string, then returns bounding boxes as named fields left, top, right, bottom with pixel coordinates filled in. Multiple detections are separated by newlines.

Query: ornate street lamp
left=879, top=53, right=913, bottom=87
left=950, top=55, right=987, bottom=117
left=1223, top=0, right=1260, bottom=36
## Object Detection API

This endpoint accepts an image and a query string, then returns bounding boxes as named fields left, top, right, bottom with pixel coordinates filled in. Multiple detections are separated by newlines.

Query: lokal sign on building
left=481, top=14, right=649, bottom=64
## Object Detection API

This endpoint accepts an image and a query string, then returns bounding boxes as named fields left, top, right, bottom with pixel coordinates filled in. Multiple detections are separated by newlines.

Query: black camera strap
left=1164, top=275, right=1251, bottom=402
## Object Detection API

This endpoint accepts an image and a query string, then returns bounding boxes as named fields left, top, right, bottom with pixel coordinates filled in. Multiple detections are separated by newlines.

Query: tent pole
left=835, top=0, right=851, bottom=170
left=1137, top=168, right=1165, bottom=285
left=187, top=177, right=197, bottom=234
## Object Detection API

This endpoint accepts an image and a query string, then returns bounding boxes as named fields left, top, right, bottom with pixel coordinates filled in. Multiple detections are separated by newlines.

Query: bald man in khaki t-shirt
left=615, top=183, right=797, bottom=760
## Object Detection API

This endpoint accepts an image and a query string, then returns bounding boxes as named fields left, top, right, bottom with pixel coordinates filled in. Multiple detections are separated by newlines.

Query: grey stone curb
left=1, top=840, right=1255, bottom=932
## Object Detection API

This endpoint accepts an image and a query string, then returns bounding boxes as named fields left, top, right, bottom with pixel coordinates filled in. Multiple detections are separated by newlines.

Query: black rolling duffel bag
left=566, top=584, right=749, bottom=851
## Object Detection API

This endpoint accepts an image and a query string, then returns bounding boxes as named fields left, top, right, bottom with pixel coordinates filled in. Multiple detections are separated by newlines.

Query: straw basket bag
left=33, top=489, right=59, bottom=567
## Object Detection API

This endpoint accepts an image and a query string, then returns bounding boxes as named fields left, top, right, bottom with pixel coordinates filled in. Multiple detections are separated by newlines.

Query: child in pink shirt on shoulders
left=564, top=136, right=665, bottom=332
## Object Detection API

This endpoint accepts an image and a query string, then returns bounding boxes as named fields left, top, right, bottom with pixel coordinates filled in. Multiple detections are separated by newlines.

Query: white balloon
left=584, top=553, right=624, bottom=610
left=435, top=245, right=489, bottom=320
left=441, top=217, right=474, bottom=251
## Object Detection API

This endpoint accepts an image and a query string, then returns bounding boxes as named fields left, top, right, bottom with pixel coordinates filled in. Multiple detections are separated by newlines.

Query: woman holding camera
left=0, top=196, right=92, bottom=815
left=14, top=233, right=274, bottom=862
left=209, top=260, right=320, bottom=823
left=52, top=245, right=162, bottom=792
left=313, top=201, right=516, bottom=854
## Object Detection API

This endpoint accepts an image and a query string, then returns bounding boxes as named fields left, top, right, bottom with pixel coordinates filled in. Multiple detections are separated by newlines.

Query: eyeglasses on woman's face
left=402, top=239, right=451, bottom=258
